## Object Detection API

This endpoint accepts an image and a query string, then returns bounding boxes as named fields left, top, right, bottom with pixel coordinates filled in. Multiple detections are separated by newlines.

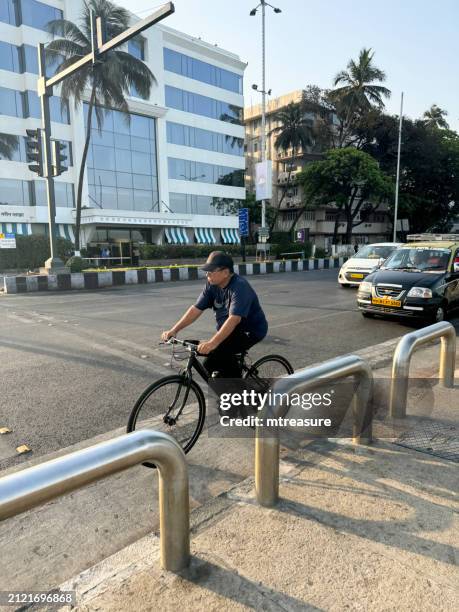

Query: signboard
left=238, top=208, right=249, bottom=237
left=0, top=233, right=16, bottom=249
left=396, top=218, right=410, bottom=232
left=296, top=229, right=305, bottom=243
left=255, top=160, right=272, bottom=201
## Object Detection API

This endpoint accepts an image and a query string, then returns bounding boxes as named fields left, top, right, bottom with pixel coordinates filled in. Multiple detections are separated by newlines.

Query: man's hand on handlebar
left=161, top=329, right=176, bottom=342
left=197, top=339, right=217, bottom=355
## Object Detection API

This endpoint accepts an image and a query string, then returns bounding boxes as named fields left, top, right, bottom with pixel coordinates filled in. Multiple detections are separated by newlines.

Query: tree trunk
left=332, top=214, right=340, bottom=245
left=74, top=85, right=96, bottom=254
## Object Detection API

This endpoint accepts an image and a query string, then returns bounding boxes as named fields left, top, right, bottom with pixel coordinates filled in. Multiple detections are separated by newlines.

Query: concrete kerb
left=1, top=257, right=346, bottom=294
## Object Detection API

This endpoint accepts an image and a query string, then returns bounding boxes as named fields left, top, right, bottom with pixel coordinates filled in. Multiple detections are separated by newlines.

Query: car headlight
left=407, top=287, right=432, bottom=298
left=359, top=281, right=372, bottom=293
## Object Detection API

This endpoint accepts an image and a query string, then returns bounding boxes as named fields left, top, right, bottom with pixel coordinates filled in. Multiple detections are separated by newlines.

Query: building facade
left=244, top=90, right=392, bottom=249
left=0, top=0, right=246, bottom=260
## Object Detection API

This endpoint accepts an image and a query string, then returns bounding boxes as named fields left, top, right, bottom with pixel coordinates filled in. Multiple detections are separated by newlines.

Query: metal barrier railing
left=0, top=430, right=189, bottom=572
left=255, top=355, right=373, bottom=507
left=389, top=321, right=456, bottom=418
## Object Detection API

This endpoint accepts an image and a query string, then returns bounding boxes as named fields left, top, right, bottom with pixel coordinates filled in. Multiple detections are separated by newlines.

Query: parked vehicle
left=338, top=243, right=402, bottom=287
left=357, top=234, right=459, bottom=324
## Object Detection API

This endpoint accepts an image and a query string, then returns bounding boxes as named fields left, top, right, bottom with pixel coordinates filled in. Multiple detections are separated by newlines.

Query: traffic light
left=26, top=129, right=44, bottom=176
left=51, top=139, right=67, bottom=177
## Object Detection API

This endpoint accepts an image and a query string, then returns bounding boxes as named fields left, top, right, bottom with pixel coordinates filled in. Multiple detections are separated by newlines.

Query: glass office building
left=0, top=0, right=246, bottom=250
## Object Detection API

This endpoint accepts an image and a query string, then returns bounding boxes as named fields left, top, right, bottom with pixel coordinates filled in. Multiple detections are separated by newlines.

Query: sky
left=118, top=0, right=459, bottom=131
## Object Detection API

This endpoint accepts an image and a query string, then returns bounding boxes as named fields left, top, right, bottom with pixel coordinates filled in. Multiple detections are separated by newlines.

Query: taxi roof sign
left=407, top=233, right=459, bottom=242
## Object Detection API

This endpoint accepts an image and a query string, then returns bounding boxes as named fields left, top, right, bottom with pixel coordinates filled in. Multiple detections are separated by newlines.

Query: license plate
left=350, top=273, right=364, bottom=279
left=372, top=297, right=401, bottom=307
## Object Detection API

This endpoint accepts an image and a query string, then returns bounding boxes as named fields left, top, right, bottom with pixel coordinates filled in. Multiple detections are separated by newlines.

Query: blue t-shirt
left=195, top=274, right=268, bottom=340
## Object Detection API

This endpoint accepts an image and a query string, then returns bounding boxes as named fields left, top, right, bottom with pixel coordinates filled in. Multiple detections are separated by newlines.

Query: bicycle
left=127, top=337, right=294, bottom=467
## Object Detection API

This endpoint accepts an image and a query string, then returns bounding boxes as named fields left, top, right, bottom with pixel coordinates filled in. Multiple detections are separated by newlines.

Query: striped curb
left=2, top=257, right=346, bottom=294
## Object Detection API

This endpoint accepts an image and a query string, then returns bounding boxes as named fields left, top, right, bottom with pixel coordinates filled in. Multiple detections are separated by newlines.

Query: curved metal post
left=255, top=355, right=373, bottom=507
left=0, top=430, right=189, bottom=572
left=390, top=321, right=456, bottom=418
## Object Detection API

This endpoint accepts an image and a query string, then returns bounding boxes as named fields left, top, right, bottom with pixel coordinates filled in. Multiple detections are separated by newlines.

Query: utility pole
left=260, top=0, right=266, bottom=232
left=393, top=91, right=404, bottom=242
left=35, top=1, right=175, bottom=272
left=250, top=1, right=281, bottom=242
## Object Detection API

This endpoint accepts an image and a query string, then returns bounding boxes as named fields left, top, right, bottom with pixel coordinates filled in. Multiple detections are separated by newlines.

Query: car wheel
left=340, top=283, right=350, bottom=288
left=427, top=304, right=447, bottom=325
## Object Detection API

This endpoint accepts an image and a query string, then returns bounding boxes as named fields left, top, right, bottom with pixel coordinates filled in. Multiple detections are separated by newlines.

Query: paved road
left=1, top=268, right=458, bottom=591
left=0, top=268, right=457, bottom=464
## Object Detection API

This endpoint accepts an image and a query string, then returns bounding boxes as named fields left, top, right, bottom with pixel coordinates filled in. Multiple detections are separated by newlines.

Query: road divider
left=2, top=257, right=346, bottom=294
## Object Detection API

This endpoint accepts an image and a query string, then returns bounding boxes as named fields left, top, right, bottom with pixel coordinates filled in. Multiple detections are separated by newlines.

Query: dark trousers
left=204, top=327, right=262, bottom=378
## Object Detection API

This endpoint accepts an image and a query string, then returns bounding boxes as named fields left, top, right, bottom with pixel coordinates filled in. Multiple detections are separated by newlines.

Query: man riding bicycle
left=161, top=251, right=268, bottom=378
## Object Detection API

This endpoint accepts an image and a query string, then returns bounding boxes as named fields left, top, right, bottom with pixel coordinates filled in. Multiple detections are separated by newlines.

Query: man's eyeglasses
left=206, top=267, right=227, bottom=275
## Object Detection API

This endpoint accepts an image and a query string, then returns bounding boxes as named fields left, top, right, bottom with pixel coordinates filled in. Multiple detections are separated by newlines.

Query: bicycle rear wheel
left=127, top=375, right=206, bottom=468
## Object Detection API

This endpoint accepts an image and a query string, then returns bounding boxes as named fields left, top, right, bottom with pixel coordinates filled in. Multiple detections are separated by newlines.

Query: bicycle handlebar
left=160, top=337, right=199, bottom=352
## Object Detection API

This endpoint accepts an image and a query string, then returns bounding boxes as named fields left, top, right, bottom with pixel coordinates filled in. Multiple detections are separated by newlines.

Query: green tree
left=0, top=133, right=19, bottom=160
left=46, top=0, right=155, bottom=253
left=330, top=48, right=391, bottom=148
left=423, top=104, right=450, bottom=130
left=357, top=112, right=459, bottom=231
left=268, top=102, right=314, bottom=232
left=299, top=148, right=393, bottom=245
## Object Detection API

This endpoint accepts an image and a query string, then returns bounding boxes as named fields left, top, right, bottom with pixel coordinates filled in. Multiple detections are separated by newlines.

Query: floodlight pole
left=36, top=1, right=175, bottom=271
left=260, top=0, right=267, bottom=232
left=393, top=91, right=404, bottom=242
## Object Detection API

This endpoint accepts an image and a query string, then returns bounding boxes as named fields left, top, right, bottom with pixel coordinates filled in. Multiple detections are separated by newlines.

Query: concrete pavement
left=4, top=330, right=456, bottom=611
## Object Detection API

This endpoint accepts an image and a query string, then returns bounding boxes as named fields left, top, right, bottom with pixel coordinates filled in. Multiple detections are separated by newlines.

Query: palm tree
left=268, top=102, right=314, bottom=232
left=423, top=104, right=450, bottom=129
left=330, top=48, right=391, bottom=147
left=46, top=0, right=156, bottom=253
left=0, top=133, right=19, bottom=160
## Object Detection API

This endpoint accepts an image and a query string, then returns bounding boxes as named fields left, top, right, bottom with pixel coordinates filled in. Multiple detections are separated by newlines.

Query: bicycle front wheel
left=244, top=354, right=294, bottom=380
left=127, top=375, right=206, bottom=467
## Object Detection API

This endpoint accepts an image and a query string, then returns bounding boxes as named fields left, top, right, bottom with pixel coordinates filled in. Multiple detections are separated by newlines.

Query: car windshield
left=354, top=245, right=396, bottom=260
left=382, top=247, right=451, bottom=272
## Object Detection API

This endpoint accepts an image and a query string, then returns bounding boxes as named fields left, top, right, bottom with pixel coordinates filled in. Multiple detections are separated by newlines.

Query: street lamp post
left=250, top=1, right=281, bottom=237
left=393, top=92, right=404, bottom=242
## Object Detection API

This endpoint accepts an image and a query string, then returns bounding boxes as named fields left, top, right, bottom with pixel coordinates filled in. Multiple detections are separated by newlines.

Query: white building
left=0, top=0, right=246, bottom=260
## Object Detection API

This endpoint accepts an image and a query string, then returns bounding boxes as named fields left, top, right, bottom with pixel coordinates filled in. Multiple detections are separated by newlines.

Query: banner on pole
left=255, top=161, right=272, bottom=201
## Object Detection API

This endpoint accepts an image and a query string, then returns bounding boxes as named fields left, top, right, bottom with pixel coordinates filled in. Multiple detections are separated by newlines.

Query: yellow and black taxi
left=357, top=234, right=459, bottom=324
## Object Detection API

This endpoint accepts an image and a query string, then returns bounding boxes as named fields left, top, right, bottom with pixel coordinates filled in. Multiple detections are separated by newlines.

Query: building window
left=34, top=180, right=74, bottom=208
left=0, top=87, right=23, bottom=118
left=325, top=212, right=337, bottom=221
left=128, top=37, right=145, bottom=60
left=304, top=210, right=315, bottom=221
left=18, top=0, right=63, bottom=31
left=165, top=86, right=243, bottom=125
left=85, top=105, right=159, bottom=212
left=0, top=87, right=69, bottom=123
left=164, top=48, right=242, bottom=94
left=168, top=157, right=244, bottom=187
left=0, top=178, right=30, bottom=205
left=0, top=0, right=17, bottom=25
left=24, top=90, right=70, bottom=123
left=166, top=121, right=243, bottom=156
left=168, top=192, right=244, bottom=215
left=0, top=41, right=21, bottom=72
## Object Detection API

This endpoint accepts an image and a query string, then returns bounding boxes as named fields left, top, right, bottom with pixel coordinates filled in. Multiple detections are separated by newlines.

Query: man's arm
left=198, top=314, right=241, bottom=355
left=161, top=306, right=203, bottom=341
